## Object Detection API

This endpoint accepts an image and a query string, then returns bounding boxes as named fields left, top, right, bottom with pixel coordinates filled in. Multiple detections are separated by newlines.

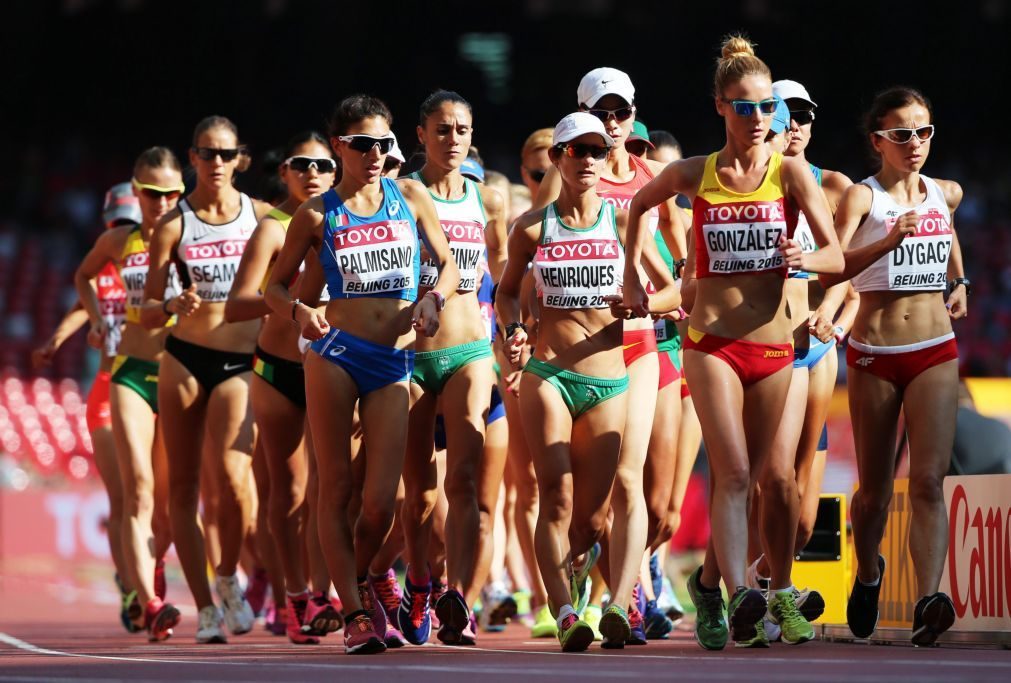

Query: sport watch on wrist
left=948, top=277, right=971, bottom=295
left=425, top=290, right=446, bottom=312
left=504, top=322, right=528, bottom=339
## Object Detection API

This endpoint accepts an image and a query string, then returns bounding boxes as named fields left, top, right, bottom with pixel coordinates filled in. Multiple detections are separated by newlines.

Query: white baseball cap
left=388, top=133, right=405, bottom=164
left=772, top=80, right=817, bottom=109
left=577, top=67, right=635, bottom=107
left=103, top=181, right=141, bottom=228
left=552, top=112, right=615, bottom=148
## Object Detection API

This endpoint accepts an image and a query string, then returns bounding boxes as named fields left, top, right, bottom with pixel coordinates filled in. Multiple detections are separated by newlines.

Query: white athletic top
left=411, top=173, right=487, bottom=293
left=176, top=194, right=257, bottom=303
left=849, top=175, right=952, bottom=293
left=534, top=202, right=623, bottom=309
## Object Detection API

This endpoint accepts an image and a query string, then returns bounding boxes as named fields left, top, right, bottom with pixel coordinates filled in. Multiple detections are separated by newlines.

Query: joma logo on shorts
left=764, top=349, right=789, bottom=359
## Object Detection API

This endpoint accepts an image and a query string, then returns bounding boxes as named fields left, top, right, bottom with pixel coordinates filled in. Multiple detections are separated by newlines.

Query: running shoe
left=397, top=575, right=432, bottom=646
left=154, top=559, right=167, bottom=601
left=266, top=602, right=287, bottom=636
left=686, top=566, right=728, bottom=651
left=796, top=587, right=826, bottom=622
left=286, top=593, right=320, bottom=645
left=531, top=604, right=559, bottom=638
left=728, top=587, right=767, bottom=644
left=144, top=597, right=180, bottom=643
left=115, top=574, right=143, bottom=633
left=195, top=605, right=227, bottom=644
left=303, top=592, right=342, bottom=635
left=513, top=589, right=532, bottom=621
left=430, top=580, right=446, bottom=630
left=649, top=553, right=664, bottom=602
left=847, top=554, right=885, bottom=639
left=215, top=574, right=255, bottom=635
left=479, top=581, right=517, bottom=632
left=734, top=618, right=770, bottom=648
left=582, top=603, right=604, bottom=641
left=569, top=542, right=600, bottom=615
left=245, top=567, right=270, bottom=617
left=599, top=604, right=630, bottom=649
left=557, top=612, right=594, bottom=653
left=357, top=578, right=388, bottom=641
left=458, top=613, right=478, bottom=646
left=369, top=569, right=406, bottom=647
left=658, top=575, right=685, bottom=623
left=767, top=589, right=814, bottom=644
left=436, top=588, right=472, bottom=645
left=911, top=592, right=955, bottom=647
left=643, top=599, right=674, bottom=640
left=627, top=584, right=648, bottom=646
left=344, top=613, right=386, bottom=655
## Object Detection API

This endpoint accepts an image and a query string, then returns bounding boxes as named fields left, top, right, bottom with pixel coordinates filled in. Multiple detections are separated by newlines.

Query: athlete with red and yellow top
left=622, top=35, right=843, bottom=650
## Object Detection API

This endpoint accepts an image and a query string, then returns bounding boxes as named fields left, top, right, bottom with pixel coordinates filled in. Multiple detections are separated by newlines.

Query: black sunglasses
left=587, top=106, right=635, bottom=123
left=194, top=147, right=241, bottom=162
left=790, top=110, right=815, bottom=126
left=338, top=134, right=396, bottom=155
left=557, top=143, right=609, bottom=161
left=285, top=156, right=337, bottom=173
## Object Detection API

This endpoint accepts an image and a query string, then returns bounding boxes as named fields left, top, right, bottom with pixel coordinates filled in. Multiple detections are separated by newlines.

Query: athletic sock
left=556, top=604, right=576, bottom=629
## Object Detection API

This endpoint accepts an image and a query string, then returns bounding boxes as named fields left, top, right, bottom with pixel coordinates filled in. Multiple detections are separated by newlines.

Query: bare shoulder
left=511, top=206, right=546, bottom=239
left=478, top=183, right=504, bottom=214
left=821, top=169, right=853, bottom=193
left=250, top=197, right=274, bottom=219
left=395, top=176, right=427, bottom=199
left=840, top=182, right=874, bottom=212
left=932, top=177, right=963, bottom=212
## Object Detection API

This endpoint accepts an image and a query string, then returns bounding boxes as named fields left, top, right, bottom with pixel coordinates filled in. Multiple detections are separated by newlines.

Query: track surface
left=2, top=583, right=1010, bottom=683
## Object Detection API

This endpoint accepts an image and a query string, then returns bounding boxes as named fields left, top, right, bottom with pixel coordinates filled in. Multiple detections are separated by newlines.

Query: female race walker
left=498, top=112, right=679, bottom=653
left=75, top=150, right=184, bottom=641
left=622, top=36, right=843, bottom=650
left=822, top=87, right=967, bottom=647
left=534, top=67, right=685, bottom=647
left=265, top=94, right=458, bottom=655
left=395, top=89, right=507, bottom=647
left=226, top=131, right=336, bottom=643
left=143, top=116, right=272, bottom=644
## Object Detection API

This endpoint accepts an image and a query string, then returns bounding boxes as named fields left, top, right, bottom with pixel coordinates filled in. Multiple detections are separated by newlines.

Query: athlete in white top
left=822, top=87, right=967, bottom=647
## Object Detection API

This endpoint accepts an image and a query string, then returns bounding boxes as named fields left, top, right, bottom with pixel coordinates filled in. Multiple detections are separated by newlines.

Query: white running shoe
left=215, top=574, right=256, bottom=635
left=479, top=581, right=517, bottom=632
left=762, top=613, right=782, bottom=642
left=657, top=576, right=685, bottom=622
left=196, top=605, right=227, bottom=644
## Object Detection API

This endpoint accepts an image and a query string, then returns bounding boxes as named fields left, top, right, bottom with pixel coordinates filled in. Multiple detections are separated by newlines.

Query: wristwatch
left=948, top=277, right=971, bottom=295
left=425, top=290, right=446, bottom=312
left=833, top=325, right=846, bottom=345
left=291, top=298, right=302, bottom=320
left=504, top=322, right=528, bottom=339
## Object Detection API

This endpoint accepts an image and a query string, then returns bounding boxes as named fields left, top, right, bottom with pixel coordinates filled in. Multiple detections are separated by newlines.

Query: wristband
left=291, top=298, right=302, bottom=321
left=948, top=277, right=971, bottom=295
left=833, top=325, right=846, bottom=345
left=504, top=322, right=527, bottom=340
left=425, top=290, right=446, bottom=312
left=162, top=298, right=172, bottom=315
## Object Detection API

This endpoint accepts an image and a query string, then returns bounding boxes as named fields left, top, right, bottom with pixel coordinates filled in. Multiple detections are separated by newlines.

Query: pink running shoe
left=369, top=569, right=402, bottom=623
left=430, top=580, right=446, bottom=630
left=245, top=567, right=269, bottom=617
left=358, top=579, right=387, bottom=641
left=145, top=597, right=180, bottom=643
left=344, top=614, right=386, bottom=655
left=286, top=594, right=320, bottom=645
left=154, top=559, right=167, bottom=601
left=304, top=592, right=343, bottom=635
left=265, top=602, right=287, bottom=636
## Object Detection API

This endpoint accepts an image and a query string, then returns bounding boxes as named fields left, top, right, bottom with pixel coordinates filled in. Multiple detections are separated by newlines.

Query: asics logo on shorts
left=328, top=345, right=347, bottom=358
left=855, top=356, right=875, bottom=367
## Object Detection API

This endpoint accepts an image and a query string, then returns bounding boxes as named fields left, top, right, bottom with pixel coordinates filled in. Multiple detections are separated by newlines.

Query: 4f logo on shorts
left=855, top=356, right=875, bottom=367
left=328, top=345, right=347, bottom=358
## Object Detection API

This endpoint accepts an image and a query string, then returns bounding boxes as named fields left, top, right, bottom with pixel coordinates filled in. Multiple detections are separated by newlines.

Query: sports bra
left=176, top=193, right=257, bottom=303
left=692, top=151, right=797, bottom=278
left=533, top=201, right=623, bottom=310
left=849, top=174, right=952, bottom=292
left=409, top=172, right=487, bottom=293
left=318, top=177, right=422, bottom=301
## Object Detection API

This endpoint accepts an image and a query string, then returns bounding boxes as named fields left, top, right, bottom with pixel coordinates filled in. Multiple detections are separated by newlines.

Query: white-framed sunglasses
left=284, top=156, right=337, bottom=173
left=873, top=125, right=935, bottom=144
left=337, top=134, right=396, bottom=154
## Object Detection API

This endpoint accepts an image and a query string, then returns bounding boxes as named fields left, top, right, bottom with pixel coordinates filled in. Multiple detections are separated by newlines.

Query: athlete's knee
left=539, top=487, right=573, bottom=524
left=714, top=464, right=751, bottom=497
left=444, top=466, right=478, bottom=507
left=852, top=486, right=891, bottom=521
left=758, top=465, right=796, bottom=501
left=908, top=473, right=945, bottom=509
left=359, top=496, right=396, bottom=535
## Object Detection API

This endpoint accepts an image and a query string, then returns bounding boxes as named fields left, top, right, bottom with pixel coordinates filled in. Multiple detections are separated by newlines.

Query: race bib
left=700, top=201, right=786, bottom=275
left=886, top=208, right=952, bottom=290
left=419, top=220, right=484, bottom=292
left=332, top=220, right=416, bottom=295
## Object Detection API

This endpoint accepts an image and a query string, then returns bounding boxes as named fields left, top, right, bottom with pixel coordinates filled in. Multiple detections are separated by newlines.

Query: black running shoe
left=847, top=554, right=885, bottom=639
left=911, top=592, right=955, bottom=647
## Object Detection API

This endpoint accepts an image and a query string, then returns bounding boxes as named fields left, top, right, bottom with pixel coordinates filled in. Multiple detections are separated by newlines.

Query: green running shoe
left=598, top=604, right=630, bottom=649
left=531, top=604, right=559, bottom=638
left=686, top=566, right=728, bottom=651
left=728, top=587, right=767, bottom=644
left=583, top=603, right=604, bottom=641
left=734, top=617, right=770, bottom=648
left=569, top=543, right=600, bottom=615
left=768, top=589, right=815, bottom=645
left=557, top=613, right=594, bottom=653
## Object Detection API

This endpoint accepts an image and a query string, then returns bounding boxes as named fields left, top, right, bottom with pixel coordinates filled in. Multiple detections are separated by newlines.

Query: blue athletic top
left=319, top=177, right=424, bottom=301
left=788, top=163, right=824, bottom=280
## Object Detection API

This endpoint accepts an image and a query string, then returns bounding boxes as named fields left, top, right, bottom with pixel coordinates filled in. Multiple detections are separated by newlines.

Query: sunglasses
left=132, top=178, right=184, bottom=200
left=557, top=143, right=609, bottom=161
left=874, top=125, right=935, bottom=144
left=790, top=110, right=816, bottom=126
left=722, top=98, right=778, bottom=117
left=587, top=106, right=635, bottom=123
left=526, top=168, right=547, bottom=183
left=193, top=147, right=241, bottom=162
left=338, top=134, right=395, bottom=154
left=285, top=156, right=337, bottom=173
